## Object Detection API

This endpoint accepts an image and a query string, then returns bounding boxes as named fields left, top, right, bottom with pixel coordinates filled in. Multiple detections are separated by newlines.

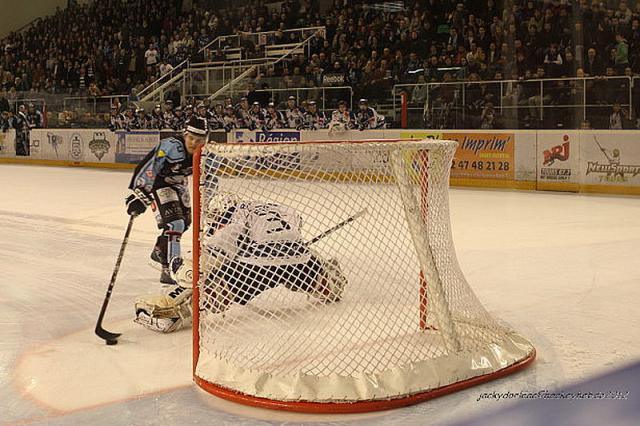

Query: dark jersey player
left=125, top=116, right=208, bottom=284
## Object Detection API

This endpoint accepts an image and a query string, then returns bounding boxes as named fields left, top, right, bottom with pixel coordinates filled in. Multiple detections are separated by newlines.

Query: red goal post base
left=194, top=350, right=536, bottom=413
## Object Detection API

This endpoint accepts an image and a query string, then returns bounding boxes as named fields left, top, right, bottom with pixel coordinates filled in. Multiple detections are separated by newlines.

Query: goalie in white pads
left=200, top=194, right=348, bottom=315
left=134, top=194, right=348, bottom=332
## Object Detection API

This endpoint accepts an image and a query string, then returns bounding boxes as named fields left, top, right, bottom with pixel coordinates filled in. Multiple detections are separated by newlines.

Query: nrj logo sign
left=540, top=135, right=572, bottom=181
left=543, top=135, right=570, bottom=166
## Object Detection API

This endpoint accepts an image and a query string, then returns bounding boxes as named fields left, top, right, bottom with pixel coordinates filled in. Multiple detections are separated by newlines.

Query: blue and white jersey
left=354, top=107, right=379, bottom=129
left=302, top=110, right=327, bottom=130
left=128, top=136, right=193, bottom=196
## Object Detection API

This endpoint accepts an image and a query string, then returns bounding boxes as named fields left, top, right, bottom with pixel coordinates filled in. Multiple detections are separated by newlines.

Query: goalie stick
left=95, top=216, right=134, bottom=345
left=309, top=209, right=368, bottom=245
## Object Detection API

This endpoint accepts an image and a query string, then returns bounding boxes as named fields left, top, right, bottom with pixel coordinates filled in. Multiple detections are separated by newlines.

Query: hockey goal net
left=192, top=139, right=535, bottom=413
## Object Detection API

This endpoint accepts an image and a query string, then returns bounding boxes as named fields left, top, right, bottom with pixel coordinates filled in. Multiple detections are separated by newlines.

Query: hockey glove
left=126, top=189, right=152, bottom=216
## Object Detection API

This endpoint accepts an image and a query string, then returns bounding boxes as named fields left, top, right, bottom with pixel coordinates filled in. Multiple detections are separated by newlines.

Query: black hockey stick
left=95, top=216, right=134, bottom=345
left=309, top=209, right=368, bottom=245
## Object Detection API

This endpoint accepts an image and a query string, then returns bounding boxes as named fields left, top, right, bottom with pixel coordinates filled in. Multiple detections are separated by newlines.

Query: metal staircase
left=138, top=27, right=325, bottom=104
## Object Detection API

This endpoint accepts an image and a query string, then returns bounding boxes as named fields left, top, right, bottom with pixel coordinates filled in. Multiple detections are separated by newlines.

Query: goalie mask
left=205, top=192, right=240, bottom=231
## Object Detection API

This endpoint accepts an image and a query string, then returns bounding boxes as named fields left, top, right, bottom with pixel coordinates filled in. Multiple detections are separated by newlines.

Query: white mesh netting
left=193, top=139, right=534, bottom=406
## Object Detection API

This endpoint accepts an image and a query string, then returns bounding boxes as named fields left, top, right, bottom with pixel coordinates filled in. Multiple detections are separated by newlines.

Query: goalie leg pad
left=221, top=260, right=281, bottom=306
left=280, top=254, right=348, bottom=303
left=134, top=286, right=193, bottom=333
left=201, top=257, right=280, bottom=313
left=134, top=311, right=185, bottom=333
left=280, top=257, right=322, bottom=293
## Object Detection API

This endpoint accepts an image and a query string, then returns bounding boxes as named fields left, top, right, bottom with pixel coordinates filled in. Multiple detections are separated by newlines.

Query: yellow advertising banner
left=446, top=132, right=515, bottom=180
left=400, top=131, right=515, bottom=180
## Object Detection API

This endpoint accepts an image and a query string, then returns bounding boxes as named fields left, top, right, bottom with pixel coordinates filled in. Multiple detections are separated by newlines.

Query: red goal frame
left=191, top=143, right=535, bottom=413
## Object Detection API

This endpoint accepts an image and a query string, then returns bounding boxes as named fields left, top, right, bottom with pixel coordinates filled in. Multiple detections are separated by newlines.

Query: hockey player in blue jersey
left=125, top=115, right=208, bottom=285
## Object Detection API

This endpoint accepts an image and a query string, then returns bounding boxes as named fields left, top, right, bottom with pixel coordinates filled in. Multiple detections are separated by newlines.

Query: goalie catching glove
left=134, top=258, right=193, bottom=333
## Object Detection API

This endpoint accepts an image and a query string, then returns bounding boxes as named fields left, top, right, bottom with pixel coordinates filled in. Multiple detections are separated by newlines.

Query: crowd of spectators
left=108, top=96, right=384, bottom=132
left=0, top=0, right=314, bottom=98
left=2, top=0, right=640, bottom=130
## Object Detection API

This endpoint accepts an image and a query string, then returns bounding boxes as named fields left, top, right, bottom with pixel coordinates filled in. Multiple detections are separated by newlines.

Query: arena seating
left=1, top=0, right=640, bottom=130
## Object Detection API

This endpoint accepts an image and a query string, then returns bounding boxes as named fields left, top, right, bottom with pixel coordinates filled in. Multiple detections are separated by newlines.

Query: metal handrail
left=199, top=31, right=321, bottom=67
left=271, top=31, right=320, bottom=68
left=394, top=75, right=634, bottom=124
left=182, top=38, right=313, bottom=100
left=140, top=26, right=325, bottom=102
left=138, top=32, right=235, bottom=101
left=138, top=62, right=186, bottom=101
left=204, top=30, right=321, bottom=101
left=265, top=42, right=307, bottom=51
left=141, top=69, right=192, bottom=103
left=207, top=65, right=258, bottom=101
left=237, top=26, right=326, bottom=40
left=203, top=34, right=242, bottom=52
left=254, top=86, right=354, bottom=111
left=62, top=95, right=130, bottom=113
left=183, top=63, right=263, bottom=99
left=199, top=26, right=324, bottom=61
left=9, top=97, right=46, bottom=107
left=189, top=57, right=277, bottom=69
left=209, top=26, right=324, bottom=53
left=145, top=56, right=270, bottom=103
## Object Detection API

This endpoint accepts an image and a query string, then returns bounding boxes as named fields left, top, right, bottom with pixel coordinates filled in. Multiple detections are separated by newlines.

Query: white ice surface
left=2, top=164, right=640, bottom=425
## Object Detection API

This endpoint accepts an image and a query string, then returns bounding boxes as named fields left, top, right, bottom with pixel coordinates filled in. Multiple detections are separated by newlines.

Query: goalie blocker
left=134, top=199, right=349, bottom=333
